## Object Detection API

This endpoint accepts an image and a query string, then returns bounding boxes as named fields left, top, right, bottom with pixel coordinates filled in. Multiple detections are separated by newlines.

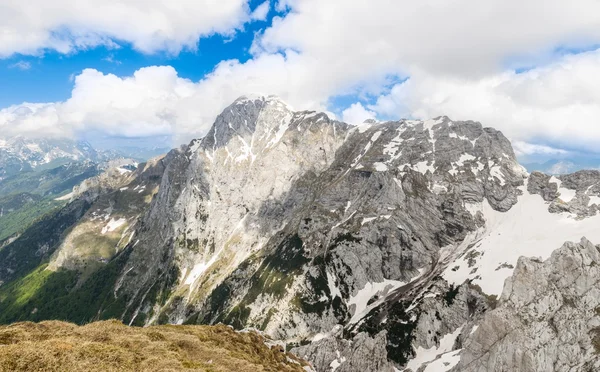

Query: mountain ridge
left=1, top=95, right=599, bottom=372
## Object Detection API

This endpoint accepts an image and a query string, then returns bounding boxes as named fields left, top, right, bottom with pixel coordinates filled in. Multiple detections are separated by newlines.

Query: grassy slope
left=0, top=162, right=99, bottom=242
left=0, top=320, right=312, bottom=372
left=0, top=247, right=131, bottom=325
left=0, top=196, right=65, bottom=242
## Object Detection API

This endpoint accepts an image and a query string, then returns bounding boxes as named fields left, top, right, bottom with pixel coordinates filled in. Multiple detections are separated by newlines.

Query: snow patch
left=489, top=165, right=505, bottom=186
left=361, top=217, right=377, bottom=225
left=348, top=279, right=406, bottom=323
left=407, top=326, right=463, bottom=372
left=329, top=355, right=346, bottom=371
left=413, top=161, right=435, bottom=174
left=550, top=176, right=576, bottom=202
left=455, top=153, right=476, bottom=167
left=423, top=350, right=462, bottom=372
left=184, top=254, right=219, bottom=286
left=55, top=192, right=73, bottom=201
left=383, top=126, right=407, bottom=162
left=373, top=162, right=388, bottom=171
left=101, top=218, right=127, bottom=234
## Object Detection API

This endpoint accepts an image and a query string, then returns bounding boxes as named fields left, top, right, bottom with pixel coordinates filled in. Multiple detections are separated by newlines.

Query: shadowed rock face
left=4, top=96, right=600, bottom=371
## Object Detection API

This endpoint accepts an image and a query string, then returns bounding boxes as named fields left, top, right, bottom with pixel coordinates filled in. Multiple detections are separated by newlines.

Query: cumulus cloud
left=368, top=50, right=600, bottom=152
left=0, top=54, right=338, bottom=143
left=250, top=1, right=271, bottom=21
left=257, top=0, right=600, bottom=77
left=0, top=0, right=259, bottom=57
left=342, top=103, right=376, bottom=125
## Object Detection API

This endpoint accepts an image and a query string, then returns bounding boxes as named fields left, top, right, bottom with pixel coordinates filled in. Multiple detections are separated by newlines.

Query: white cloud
left=3, top=0, right=600, bottom=155
left=251, top=1, right=271, bottom=21
left=0, top=55, right=336, bottom=143
left=8, top=61, right=31, bottom=70
left=257, top=0, right=600, bottom=78
left=369, top=49, right=600, bottom=152
left=0, top=0, right=259, bottom=57
left=342, top=103, right=376, bottom=125
left=512, top=141, right=571, bottom=157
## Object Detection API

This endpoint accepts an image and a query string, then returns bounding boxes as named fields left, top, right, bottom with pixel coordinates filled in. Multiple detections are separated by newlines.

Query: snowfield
left=444, top=181, right=600, bottom=295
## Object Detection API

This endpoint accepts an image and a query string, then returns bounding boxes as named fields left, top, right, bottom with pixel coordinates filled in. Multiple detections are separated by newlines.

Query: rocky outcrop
left=293, top=329, right=395, bottom=372
left=452, top=238, right=600, bottom=372
left=47, top=156, right=167, bottom=275
left=528, top=170, right=600, bottom=218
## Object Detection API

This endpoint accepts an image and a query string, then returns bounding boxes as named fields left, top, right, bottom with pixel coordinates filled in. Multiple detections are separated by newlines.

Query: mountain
left=0, top=136, right=107, bottom=182
left=0, top=137, right=135, bottom=244
left=1, top=95, right=599, bottom=371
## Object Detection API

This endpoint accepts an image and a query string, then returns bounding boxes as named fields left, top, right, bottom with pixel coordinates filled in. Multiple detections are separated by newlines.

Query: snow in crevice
left=327, top=271, right=342, bottom=300
left=184, top=254, right=220, bottom=288
left=349, top=131, right=381, bottom=169
left=348, top=279, right=407, bottom=323
left=488, top=165, right=506, bottom=186
left=329, top=350, right=346, bottom=372
left=234, top=135, right=257, bottom=163
left=550, top=176, right=576, bottom=202
left=361, top=216, right=377, bottom=225
left=265, top=112, right=294, bottom=149
left=422, top=349, right=462, bottom=372
left=413, top=160, right=435, bottom=174
left=455, top=153, right=476, bottom=167
left=383, top=126, right=407, bottom=162
left=373, top=162, right=388, bottom=171
left=406, top=326, right=463, bottom=372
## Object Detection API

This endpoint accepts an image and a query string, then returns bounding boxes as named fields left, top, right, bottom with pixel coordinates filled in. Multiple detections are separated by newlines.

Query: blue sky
left=0, top=0, right=274, bottom=108
left=0, top=0, right=600, bottom=164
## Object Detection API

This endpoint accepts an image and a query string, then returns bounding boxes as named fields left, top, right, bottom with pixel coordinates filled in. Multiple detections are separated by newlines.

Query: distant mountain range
left=0, top=136, right=165, bottom=243
left=523, top=157, right=600, bottom=175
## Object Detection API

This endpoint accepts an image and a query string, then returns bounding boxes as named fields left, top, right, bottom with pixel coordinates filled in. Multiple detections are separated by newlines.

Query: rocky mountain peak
left=197, top=95, right=296, bottom=152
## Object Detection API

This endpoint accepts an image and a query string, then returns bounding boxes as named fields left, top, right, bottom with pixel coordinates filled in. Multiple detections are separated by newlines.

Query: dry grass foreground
left=0, top=320, right=312, bottom=372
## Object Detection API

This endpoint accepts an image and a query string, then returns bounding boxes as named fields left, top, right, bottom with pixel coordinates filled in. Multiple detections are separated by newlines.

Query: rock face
left=528, top=170, right=600, bottom=218
left=2, top=95, right=600, bottom=372
left=451, top=238, right=600, bottom=372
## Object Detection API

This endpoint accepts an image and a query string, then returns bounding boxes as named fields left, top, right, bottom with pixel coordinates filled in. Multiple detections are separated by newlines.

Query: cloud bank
left=2, top=0, right=600, bottom=154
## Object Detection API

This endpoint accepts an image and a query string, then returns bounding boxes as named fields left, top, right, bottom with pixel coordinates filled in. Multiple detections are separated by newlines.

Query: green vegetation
left=591, top=327, right=600, bottom=354
left=0, top=247, right=131, bottom=324
left=0, top=162, right=98, bottom=198
left=0, top=161, right=99, bottom=242
left=0, top=199, right=90, bottom=284
left=0, top=194, right=65, bottom=242
left=204, top=234, right=310, bottom=330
